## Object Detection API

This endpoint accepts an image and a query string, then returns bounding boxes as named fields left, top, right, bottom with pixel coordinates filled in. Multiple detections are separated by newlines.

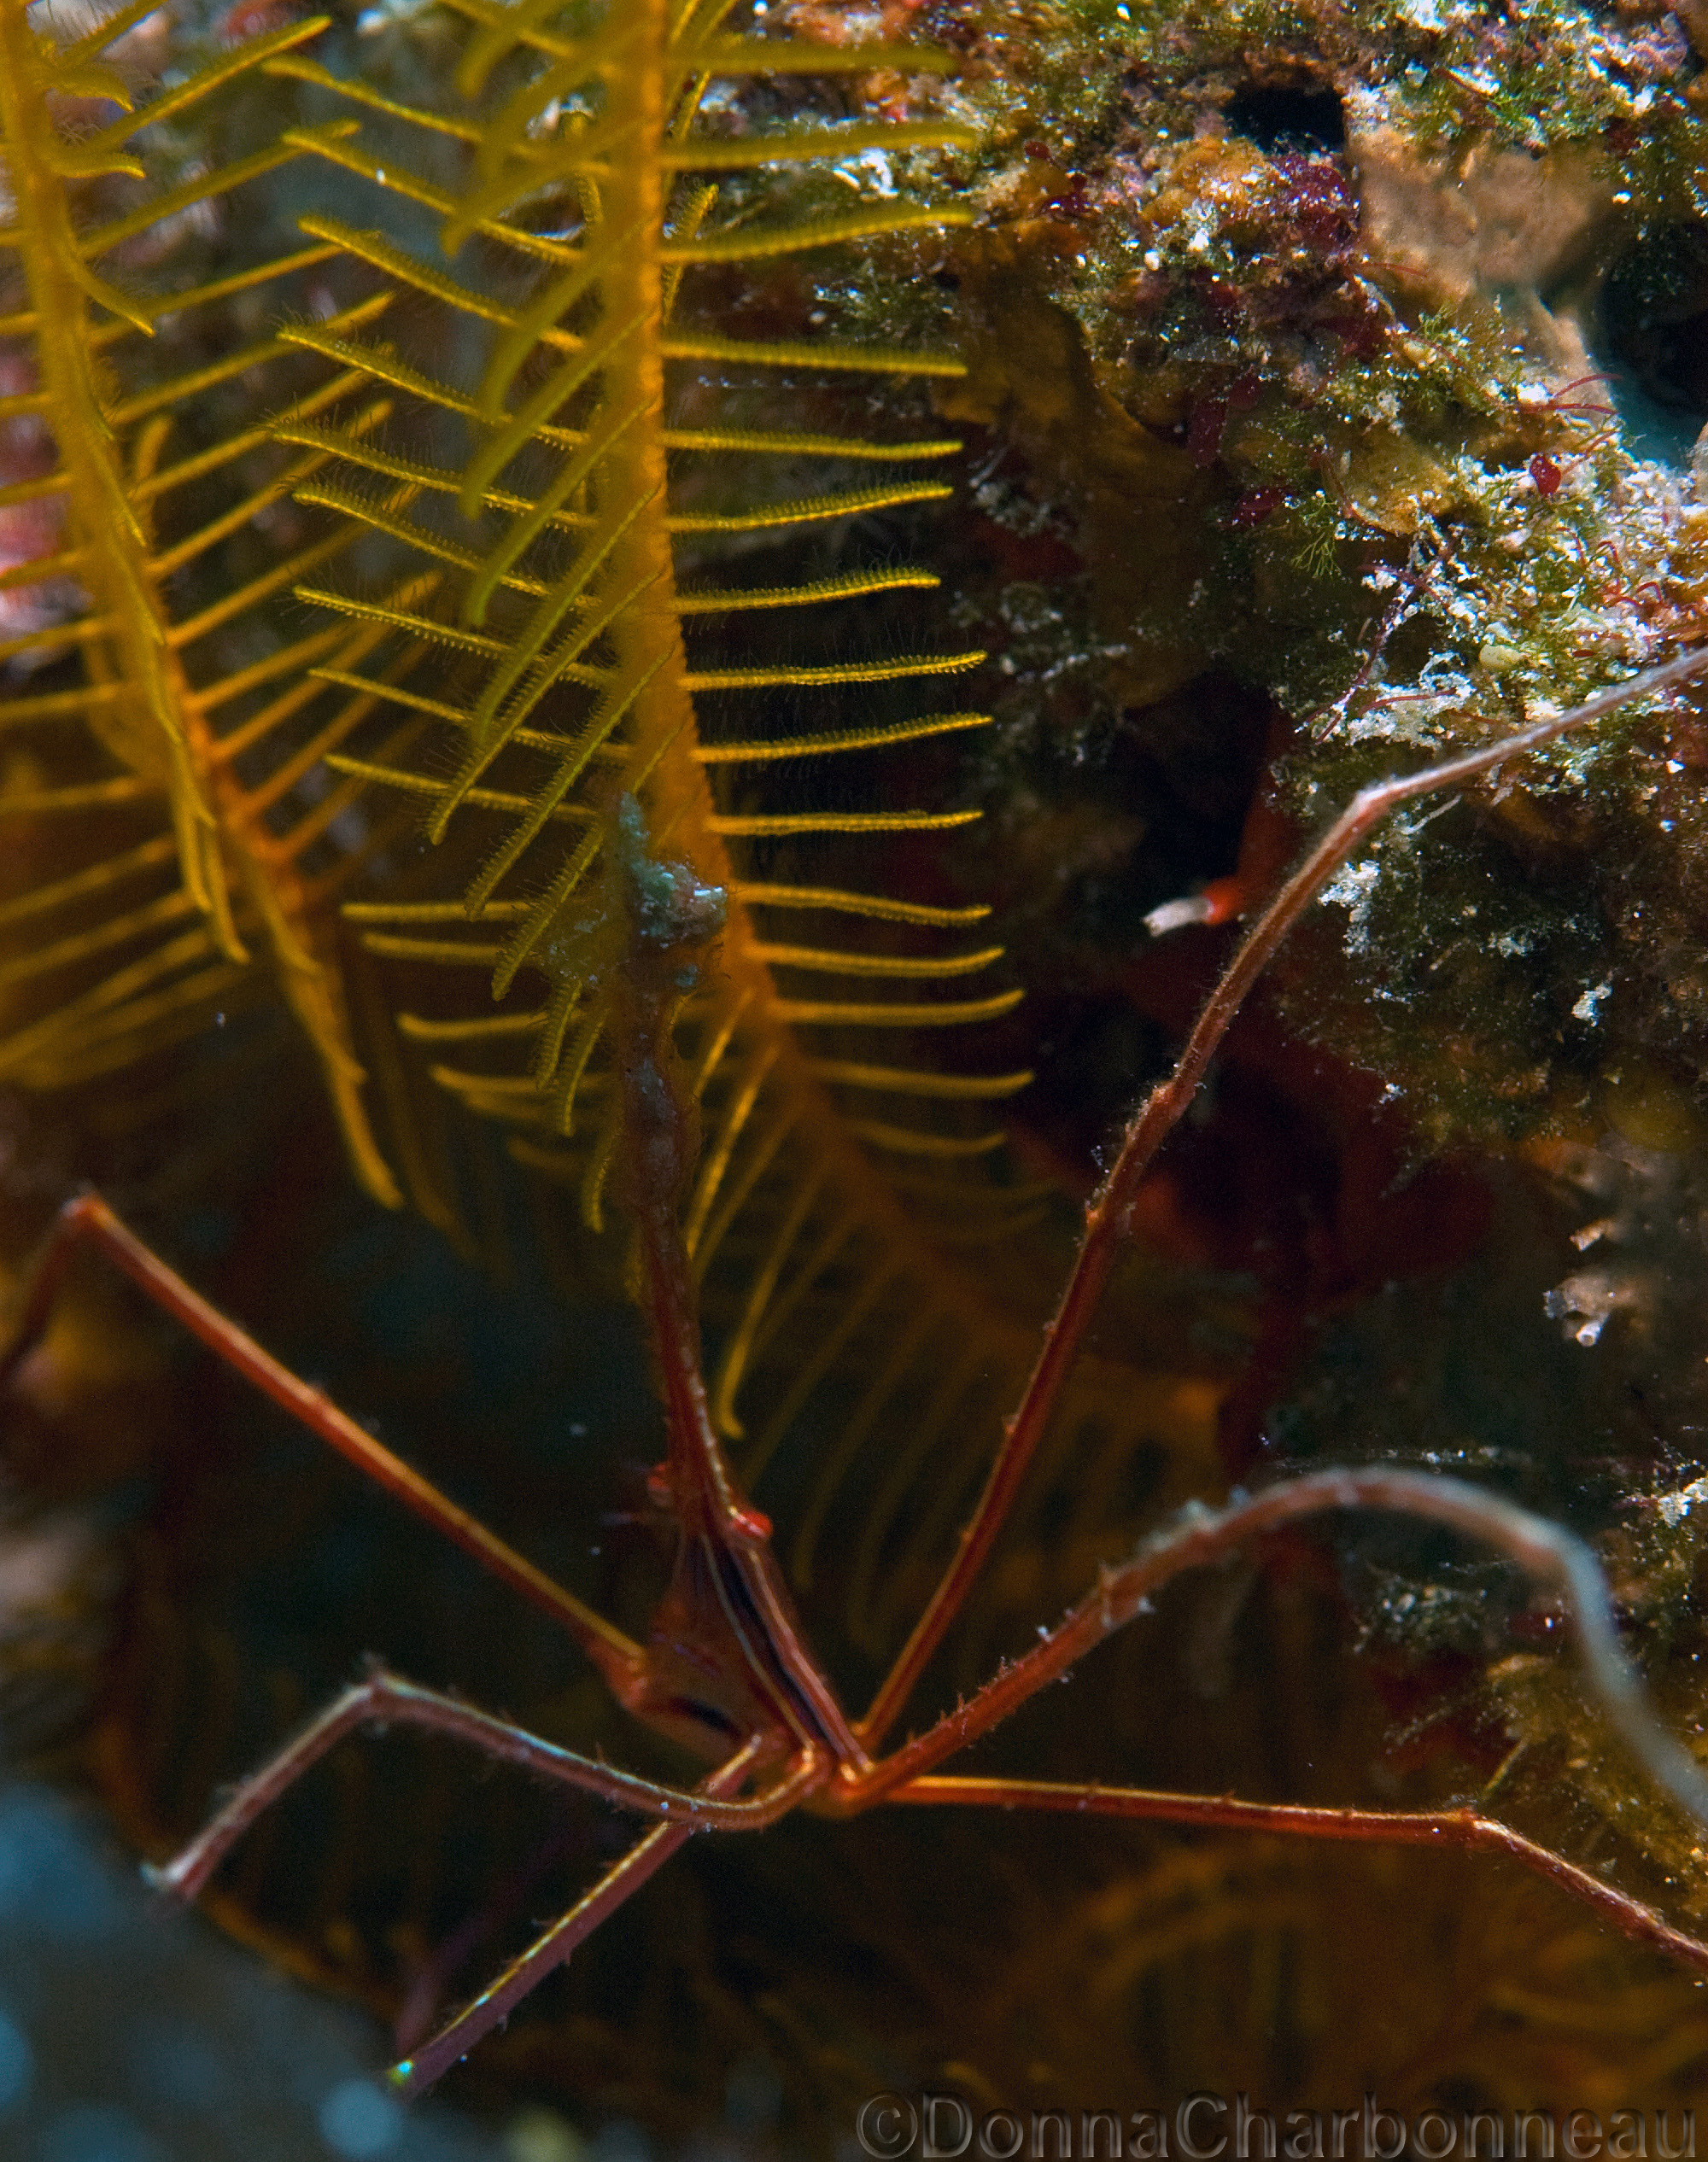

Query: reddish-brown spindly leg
left=0, top=1190, right=649, bottom=1704
left=0, top=1195, right=834, bottom=2086
left=140, top=1668, right=826, bottom=2089
left=147, top=1666, right=824, bottom=1911
left=607, top=841, right=869, bottom=1771
left=848, top=1466, right=1708, bottom=1821
left=626, top=1102, right=869, bottom=1767
left=851, top=643, right=1708, bottom=1758
left=392, top=1732, right=822, bottom=2097
left=839, top=1468, right=1708, bottom=1979
left=887, top=1780, right=1708, bottom=1981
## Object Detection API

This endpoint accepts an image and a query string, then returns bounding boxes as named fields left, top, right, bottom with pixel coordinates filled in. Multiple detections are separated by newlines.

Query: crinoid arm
left=270, top=0, right=1136, bottom=1618
left=0, top=0, right=440, bottom=1201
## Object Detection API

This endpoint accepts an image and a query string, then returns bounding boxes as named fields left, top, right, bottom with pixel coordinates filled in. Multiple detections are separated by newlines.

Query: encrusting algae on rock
left=849, top=0, right=1708, bottom=1157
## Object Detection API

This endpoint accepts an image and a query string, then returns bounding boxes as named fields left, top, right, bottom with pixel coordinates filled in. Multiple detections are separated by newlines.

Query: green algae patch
left=915, top=0, right=1708, bottom=1150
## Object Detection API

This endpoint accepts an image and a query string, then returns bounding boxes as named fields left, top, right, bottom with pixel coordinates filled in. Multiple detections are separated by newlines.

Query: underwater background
left=12, top=0, right=1708, bottom=2147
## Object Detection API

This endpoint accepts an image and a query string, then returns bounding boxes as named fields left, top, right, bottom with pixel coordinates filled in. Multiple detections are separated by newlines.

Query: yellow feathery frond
left=266, top=0, right=1219, bottom=1604
left=695, top=712, right=993, bottom=763
left=729, top=882, right=992, bottom=926
left=658, top=202, right=974, bottom=264
left=664, top=480, right=954, bottom=533
left=707, top=809, right=984, bottom=837
left=750, top=944, right=1007, bottom=980
left=662, top=331, right=968, bottom=376
left=667, top=429, right=960, bottom=461
left=0, top=0, right=426, bottom=1201
left=683, top=652, right=981, bottom=689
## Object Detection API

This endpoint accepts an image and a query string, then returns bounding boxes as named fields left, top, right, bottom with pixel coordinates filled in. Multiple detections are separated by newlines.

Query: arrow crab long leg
left=854, top=643, right=1708, bottom=1756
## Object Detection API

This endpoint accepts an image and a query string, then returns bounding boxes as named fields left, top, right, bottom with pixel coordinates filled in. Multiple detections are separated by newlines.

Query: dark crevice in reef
left=964, top=666, right=1276, bottom=1183
left=1222, top=81, right=1347, bottom=157
left=1601, top=220, right=1708, bottom=418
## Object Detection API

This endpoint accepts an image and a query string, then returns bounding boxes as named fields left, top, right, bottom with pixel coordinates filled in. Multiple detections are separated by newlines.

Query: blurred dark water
left=0, top=1771, right=518, bottom=2159
left=0, top=1775, right=794, bottom=2157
